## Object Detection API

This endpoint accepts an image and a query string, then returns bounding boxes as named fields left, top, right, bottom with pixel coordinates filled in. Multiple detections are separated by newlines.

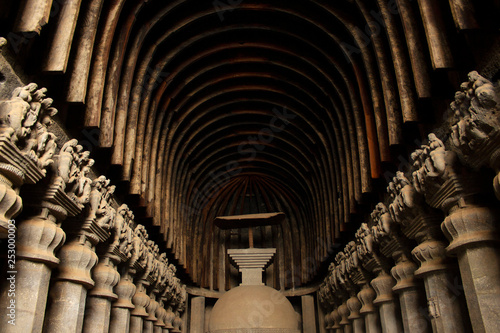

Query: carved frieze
left=411, top=133, right=481, bottom=212
left=448, top=71, right=500, bottom=200
left=0, top=83, right=59, bottom=233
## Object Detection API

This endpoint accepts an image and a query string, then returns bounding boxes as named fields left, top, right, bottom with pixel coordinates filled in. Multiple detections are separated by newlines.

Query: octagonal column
left=347, top=294, right=364, bottom=333
left=370, top=272, right=403, bottom=333
left=143, top=292, right=159, bottom=333
left=412, top=237, right=469, bottom=332
left=338, top=301, right=352, bottom=333
left=82, top=255, right=121, bottom=333
left=0, top=209, right=65, bottom=332
left=441, top=204, right=500, bottom=332
left=154, top=299, right=167, bottom=333
left=0, top=83, right=62, bottom=331
left=357, top=284, right=381, bottom=333
left=391, top=255, right=430, bottom=333
left=109, top=269, right=137, bottom=333
left=43, top=235, right=99, bottom=333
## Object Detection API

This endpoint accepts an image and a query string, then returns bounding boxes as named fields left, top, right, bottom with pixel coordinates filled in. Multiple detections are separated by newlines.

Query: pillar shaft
left=109, top=271, right=136, bottom=333
left=83, top=257, right=120, bottom=333
left=44, top=280, right=88, bottom=332
left=347, top=294, right=363, bottom=333
left=370, top=273, right=403, bottom=333
left=130, top=315, right=145, bottom=333
left=413, top=238, right=469, bottom=333
left=43, top=238, right=98, bottom=333
left=110, top=307, right=132, bottom=333
left=190, top=296, right=206, bottom=333
left=442, top=205, right=500, bottom=332
left=0, top=214, right=64, bottom=333
left=391, top=258, right=430, bottom=333
left=364, top=313, right=381, bottom=333
left=83, top=297, right=113, bottom=333
left=358, top=284, right=381, bottom=333
left=130, top=282, right=150, bottom=333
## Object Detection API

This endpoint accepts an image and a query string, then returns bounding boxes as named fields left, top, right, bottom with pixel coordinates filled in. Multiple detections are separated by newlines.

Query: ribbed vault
left=3, top=0, right=497, bottom=290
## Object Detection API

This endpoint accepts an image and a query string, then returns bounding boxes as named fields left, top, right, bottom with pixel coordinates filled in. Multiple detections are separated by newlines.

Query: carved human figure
left=72, top=159, right=94, bottom=205
left=130, top=225, right=148, bottom=268
left=0, top=83, right=36, bottom=142
left=112, top=204, right=132, bottom=248
left=355, top=223, right=374, bottom=261
left=34, top=125, right=57, bottom=171
left=371, top=203, right=394, bottom=243
left=57, top=139, right=79, bottom=186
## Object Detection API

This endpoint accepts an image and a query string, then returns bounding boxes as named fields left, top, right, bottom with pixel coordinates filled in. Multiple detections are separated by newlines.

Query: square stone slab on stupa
left=213, top=212, right=285, bottom=229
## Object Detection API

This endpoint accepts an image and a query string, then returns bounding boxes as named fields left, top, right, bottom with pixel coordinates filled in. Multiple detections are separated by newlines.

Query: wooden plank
left=214, top=212, right=285, bottom=229
left=417, top=0, right=454, bottom=69
left=42, top=0, right=83, bottom=73
left=66, top=0, right=105, bottom=102
left=14, top=0, right=53, bottom=34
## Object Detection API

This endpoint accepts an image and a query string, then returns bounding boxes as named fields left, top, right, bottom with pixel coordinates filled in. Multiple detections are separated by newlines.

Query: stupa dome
left=208, top=285, right=300, bottom=332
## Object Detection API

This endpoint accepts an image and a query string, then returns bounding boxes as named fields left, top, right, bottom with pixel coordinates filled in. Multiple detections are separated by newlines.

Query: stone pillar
left=164, top=304, right=176, bottom=332
left=0, top=210, right=64, bottom=332
left=412, top=238, right=468, bottom=332
left=154, top=300, right=167, bottom=333
left=302, top=295, right=317, bottom=333
left=357, top=284, right=381, bottom=333
left=0, top=83, right=58, bottom=237
left=442, top=204, right=500, bottom=332
left=331, top=308, right=342, bottom=333
left=410, top=132, right=500, bottom=332
left=171, top=309, right=183, bottom=333
left=82, top=255, right=121, bottom=333
left=338, top=301, right=352, bottom=333
left=370, top=272, right=403, bottom=333
left=391, top=255, right=430, bottom=333
left=43, top=236, right=98, bottom=332
left=43, top=164, right=114, bottom=333
left=144, top=292, right=159, bottom=333
left=386, top=170, right=470, bottom=333
left=190, top=296, right=206, bottom=333
left=0, top=82, right=60, bottom=330
left=324, top=312, right=333, bottom=333
left=109, top=269, right=136, bottom=333
left=346, top=294, right=363, bottom=333
left=130, top=281, right=151, bottom=333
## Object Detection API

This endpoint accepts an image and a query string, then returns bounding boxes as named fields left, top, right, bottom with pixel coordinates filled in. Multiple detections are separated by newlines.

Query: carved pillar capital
left=131, top=282, right=151, bottom=317
left=331, top=308, right=342, bottom=330
left=337, top=302, right=350, bottom=326
left=357, top=284, right=377, bottom=314
left=370, top=272, right=396, bottom=305
left=0, top=82, right=59, bottom=234
left=447, top=71, right=500, bottom=200
left=55, top=237, right=98, bottom=288
left=390, top=258, right=418, bottom=292
left=88, top=256, right=120, bottom=300
left=171, top=311, right=183, bottom=333
left=154, top=300, right=167, bottom=328
left=324, top=312, right=334, bottom=330
left=441, top=205, right=499, bottom=254
left=411, top=240, right=449, bottom=276
left=347, top=294, right=362, bottom=320
left=164, top=305, right=176, bottom=329
left=16, top=213, right=65, bottom=265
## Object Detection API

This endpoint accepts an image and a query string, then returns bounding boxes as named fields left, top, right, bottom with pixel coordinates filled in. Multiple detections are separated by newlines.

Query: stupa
left=208, top=213, right=301, bottom=333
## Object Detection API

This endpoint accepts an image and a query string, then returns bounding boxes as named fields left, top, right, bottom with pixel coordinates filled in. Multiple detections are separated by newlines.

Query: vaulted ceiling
left=1, top=0, right=497, bottom=291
